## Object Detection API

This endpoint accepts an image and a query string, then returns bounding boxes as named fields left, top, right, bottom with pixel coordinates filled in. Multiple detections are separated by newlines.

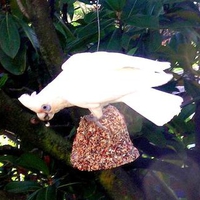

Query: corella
left=18, top=51, right=183, bottom=126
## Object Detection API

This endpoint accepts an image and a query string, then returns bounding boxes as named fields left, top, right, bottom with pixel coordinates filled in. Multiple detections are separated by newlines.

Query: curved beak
left=44, top=113, right=51, bottom=121
left=37, top=112, right=54, bottom=121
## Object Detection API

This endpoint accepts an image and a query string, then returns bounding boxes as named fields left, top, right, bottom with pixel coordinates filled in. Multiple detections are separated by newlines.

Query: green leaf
left=169, top=33, right=187, bottom=51
left=176, top=10, right=200, bottom=23
left=163, top=0, right=186, bottom=3
left=127, top=47, right=137, bottom=55
left=121, top=28, right=144, bottom=52
left=121, top=32, right=132, bottom=51
left=16, top=153, right=49, bottom=176
left=143, top=125, right=167, bottom=147
left=177, top=103, right=195, bottom=122
left=27, top=190, right=40, bottom=200
left=67, top=19, right=114, bottom=51
left=122, top=0, right=146, bottom=18
left=60, top=0, right=76, bottom=4
left=184, top=79, right=200, bottom=99
left=0, top=155, right=17, bottom=164
left=146, top=1, right=163, bottom=16
left=84, top=12, right=97, bottom=24
left=5, top=181, right=41, bottom=193
left=54, top=13, right=75, bottom=38
left=103, top=0, right=126, bottom=11
left=16, top=18, right=39, bottom=52
left=0, top=73, right=8, bottom=88
left=126, top=14, right=159, bottom=28
left=76, top=19, right=113, bottom=39
left=0, top=44, right=26, bottom=75
left=160, top=12, right=200, bottom=28
left=0, top=14, right=20, bottom=58
left=146, top=30, right=162, bottom=53
left=36, top=186, right=56, bottom=200
left=106, top=28, right=122, bottom=51
left=182, top=132, right=195, bottom=147
left=9, top=0, right=24, bottom=19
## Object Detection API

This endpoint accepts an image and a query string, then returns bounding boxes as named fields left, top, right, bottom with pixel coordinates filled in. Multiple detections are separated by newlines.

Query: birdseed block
left=71, top=105, right=139, bottom=171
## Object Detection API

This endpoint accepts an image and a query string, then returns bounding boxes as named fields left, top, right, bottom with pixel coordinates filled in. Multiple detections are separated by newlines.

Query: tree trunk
left=25, top=0, right=64, bottom=77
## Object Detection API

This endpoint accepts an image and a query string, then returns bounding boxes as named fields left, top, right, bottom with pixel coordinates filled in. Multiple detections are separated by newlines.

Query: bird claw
left=83, top=115, right=108, bottom=131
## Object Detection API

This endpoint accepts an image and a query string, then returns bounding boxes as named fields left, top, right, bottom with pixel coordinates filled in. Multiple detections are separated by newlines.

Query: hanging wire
left=96, top=0, right=100, bottom=51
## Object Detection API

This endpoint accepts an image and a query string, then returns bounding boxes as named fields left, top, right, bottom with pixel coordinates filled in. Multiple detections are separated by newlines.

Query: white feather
left=119, top=89, right=182, bottom=126
left=18, top=51, right=183, bottom=125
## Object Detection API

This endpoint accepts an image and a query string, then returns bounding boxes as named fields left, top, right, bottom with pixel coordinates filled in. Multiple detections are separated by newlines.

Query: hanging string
left=96, top=0, right=100, bottom=51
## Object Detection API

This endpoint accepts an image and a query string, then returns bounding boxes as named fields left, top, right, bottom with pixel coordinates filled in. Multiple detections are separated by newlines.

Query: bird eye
left=41, top=104, right=51, bottom=111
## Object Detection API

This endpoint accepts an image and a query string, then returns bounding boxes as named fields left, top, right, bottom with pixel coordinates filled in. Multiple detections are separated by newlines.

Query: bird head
left=36, top=104, right=55, bottom=121
left=18, top=92, right=55, bottom=121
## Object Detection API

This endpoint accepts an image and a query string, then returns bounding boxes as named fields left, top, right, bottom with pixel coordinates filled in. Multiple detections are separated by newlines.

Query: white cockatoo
left=18, top=51, right=183, bottom=126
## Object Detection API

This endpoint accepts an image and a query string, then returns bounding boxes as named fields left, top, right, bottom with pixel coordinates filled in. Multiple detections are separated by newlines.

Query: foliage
left=0, top=0, right=200, bottom=199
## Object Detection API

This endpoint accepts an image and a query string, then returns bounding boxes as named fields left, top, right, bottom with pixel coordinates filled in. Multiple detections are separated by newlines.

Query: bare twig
left=16, top=0, right=29, bottom=18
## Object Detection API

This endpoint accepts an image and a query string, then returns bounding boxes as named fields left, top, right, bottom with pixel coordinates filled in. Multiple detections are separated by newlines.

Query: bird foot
left=83, top=115, right=108, bottom=131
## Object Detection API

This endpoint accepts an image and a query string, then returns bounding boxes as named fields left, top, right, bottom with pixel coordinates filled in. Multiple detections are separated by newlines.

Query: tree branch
left=0, top=90, right=143, bottom=199
left=0, top=90, right=71, bottom=163
left=98, top=168, right=143, bottom=199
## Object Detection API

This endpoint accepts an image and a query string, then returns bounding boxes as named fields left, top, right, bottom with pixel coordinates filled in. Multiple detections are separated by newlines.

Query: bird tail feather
left=120, top=89, right=183, bottom=126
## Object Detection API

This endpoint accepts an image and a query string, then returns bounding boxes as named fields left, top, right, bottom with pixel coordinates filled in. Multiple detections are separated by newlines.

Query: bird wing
left=60, top=65, right=173, bottom=107
left=60, top=52, right=173, bottom=105
left=119, top=88, right=183, bottom=126
left=62, top=52, right=171, bottom=73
